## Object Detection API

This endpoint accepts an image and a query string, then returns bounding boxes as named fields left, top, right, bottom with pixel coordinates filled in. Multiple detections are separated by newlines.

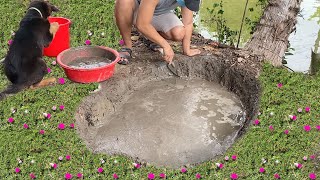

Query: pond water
left=285, top=0, right=320, bottom=72
left=196, top=0, right=320, bottom=72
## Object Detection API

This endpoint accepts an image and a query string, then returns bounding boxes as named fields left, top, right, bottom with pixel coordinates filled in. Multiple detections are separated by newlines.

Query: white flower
left=24, top=110, right=29, bottom=114
left=31, top=160, right=35, bottom=164
left=114, top=160, right=118, bottom=164
left=11, top=107, right=16, bottom=114
left=303, top=156, right=308, bottom=161
left=215, top=163, right=220, bottom=167
left=101, top=32, right=105, bottom=37
left=51, top=61, right=57, bottom=65
left=224, top=156, right=229, bottom=161
left=275, top=160, right=280, bottom=164
left=269, top=112, right=274, bottom=116
left=43, top=113, right=48, bottom=117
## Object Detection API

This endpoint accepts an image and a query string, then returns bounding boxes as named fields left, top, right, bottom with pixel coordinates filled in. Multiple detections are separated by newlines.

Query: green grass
left=0, top=1, right=319, bottom=179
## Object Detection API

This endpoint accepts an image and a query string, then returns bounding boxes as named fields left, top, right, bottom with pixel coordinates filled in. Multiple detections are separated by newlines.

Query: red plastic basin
left=44, top=17, right=71, bottom=57
left=57, top=46, right=120, bottom=83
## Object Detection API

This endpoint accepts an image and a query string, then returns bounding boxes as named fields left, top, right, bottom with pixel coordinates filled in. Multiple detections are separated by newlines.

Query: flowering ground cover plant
left=0, top=0, right=319, bottom=179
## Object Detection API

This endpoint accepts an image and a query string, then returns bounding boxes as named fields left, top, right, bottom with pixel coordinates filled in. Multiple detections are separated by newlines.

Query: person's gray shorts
left=133, top=0, right=184, bottom=33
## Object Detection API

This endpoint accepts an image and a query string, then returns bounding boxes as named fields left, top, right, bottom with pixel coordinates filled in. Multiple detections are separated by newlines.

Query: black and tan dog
left=0, top=0, right=59, bottom=100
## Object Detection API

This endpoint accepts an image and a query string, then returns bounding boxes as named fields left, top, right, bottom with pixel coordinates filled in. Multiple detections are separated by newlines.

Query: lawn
left=0, top=1, right=319, bottom=179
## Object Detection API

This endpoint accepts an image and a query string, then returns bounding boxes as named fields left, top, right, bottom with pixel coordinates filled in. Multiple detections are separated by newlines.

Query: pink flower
left=277, top=83, right=283, bottom=88
left=181, top=168, right=187, bottom=173
left=39, top=130, right=45, bottom=135
left=58, top=123, right=65, bottom=130
left=65, top=173, right=72, bottom=180
left=119, top=39, right=125, bottom=46
left=269, top=125, right=274, bottom=131
left=59, top=105, right=65, bottom=111
left=294, top=163, right=302, bottom=169
left=230, top=173, right=238, bottom=179
left=30, top=173, right=36, bottom=179
left=254, top=119, right=260, bottom=125
left=59, top=156, right=63, bottom=161
left=219, top=163, right=224, bottom=169
left=85, top=40, right=91, bottom=45
left=232, top=155, right=237, bottom=160
left=297, top=108, right=302, bottom=113
left=196, top=173, right=201, bottom=179
left=77, top=173, right=83, bottom=178
left=8, top=39, right=13, bottom=45
left=225, top=156, right=229, bottom=161
left=309, top=173, right=317, bottom=180
left=133, top=163, right=141, bottom=169
left=50, top=163, right=58, bottom=169
left=8, top=117, right=14, bottom=123
left=15, top=167, right=20, bottom=173
left=97, top=167, right=103, bottom=173
left=113, top=173, right=119, bottom=179
left=259, top=167, right=265, bottom=173
left=316, top=125, right=320, bottom=131
left=148, top=173, right=155, bottom=180
left=70, top=123, right=75, bottom=128
left=159, top=173, right=166, bottom=179
left=305, top=107, right=310, bottom=112
left=290, top=115, right=297, bottom=121
left=52, top=60, right=57, bottom=65
left=47, top=68, right=51, bottom=73
left=274, top=173, right=280, bottom=179
left=284, top=129, right=289, bottom=134
left=303, top=156, right=308, bottom=161
left=216, top=163, right=224, bottom=169
left=66, top=155, right=71, bottom=161
left=58, top=78, right=65, bottom=85
left=52, top=106, right=57, bottom=111
left=46, top=113, right=51, bottom=119
left=310, top=155, right=316, bottom=160
left=304, top=125, right=311, bottom=132
left=23, top=123, right=29, bottom=129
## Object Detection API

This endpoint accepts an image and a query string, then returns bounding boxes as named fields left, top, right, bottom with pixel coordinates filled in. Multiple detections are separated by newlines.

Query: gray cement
left=75, top=44, right=261, bottom=168
left=92, top=78, right=244, bottom=167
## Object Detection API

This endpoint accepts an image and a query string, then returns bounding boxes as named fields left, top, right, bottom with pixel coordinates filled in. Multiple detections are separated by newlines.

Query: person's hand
left=163, top=45, right=175, bottom=64
left=184, top=48, right=201, bottom=57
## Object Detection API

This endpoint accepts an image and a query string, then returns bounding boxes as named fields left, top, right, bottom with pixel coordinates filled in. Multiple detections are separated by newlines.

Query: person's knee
left=170, top=26, right=185, bottom=41
left=115, top=0, right=136, bottom=11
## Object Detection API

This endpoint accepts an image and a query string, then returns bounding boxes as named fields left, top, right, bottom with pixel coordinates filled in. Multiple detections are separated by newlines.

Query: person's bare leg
left=159, top=26, right=185, bottom=41
left=153, top=26, right=185, bottom=53
left=115, top=0, right=136, bottom=49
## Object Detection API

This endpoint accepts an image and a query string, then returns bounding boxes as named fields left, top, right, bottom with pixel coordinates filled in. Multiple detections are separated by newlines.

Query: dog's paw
left=50, top=22, right=59, bottom=35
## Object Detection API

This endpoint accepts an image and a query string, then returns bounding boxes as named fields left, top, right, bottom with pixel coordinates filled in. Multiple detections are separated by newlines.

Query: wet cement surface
left=75, top=43, right=261, bottom=169
left=91, top=78, right=244, bottom=167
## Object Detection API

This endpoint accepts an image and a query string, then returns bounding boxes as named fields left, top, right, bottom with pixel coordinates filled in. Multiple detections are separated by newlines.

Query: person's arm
left=181, top=7, right=201, bottom=56
left=136, top=0, right=174, bottom=63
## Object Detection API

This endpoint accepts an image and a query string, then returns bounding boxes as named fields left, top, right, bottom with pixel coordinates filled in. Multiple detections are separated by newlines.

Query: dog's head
left=28, top=0, right=59, bottom=19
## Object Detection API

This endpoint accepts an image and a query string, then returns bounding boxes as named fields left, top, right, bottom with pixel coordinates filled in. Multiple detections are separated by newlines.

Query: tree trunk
left=244, top=0, right=302, bottom=66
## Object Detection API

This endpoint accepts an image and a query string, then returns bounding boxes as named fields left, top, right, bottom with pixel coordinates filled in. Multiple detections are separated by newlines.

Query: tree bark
left=244, top=0, right=302, bottom=66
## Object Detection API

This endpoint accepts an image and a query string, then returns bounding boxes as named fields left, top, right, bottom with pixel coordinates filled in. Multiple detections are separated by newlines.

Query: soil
left=74, top=33, right=263, bottom=168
